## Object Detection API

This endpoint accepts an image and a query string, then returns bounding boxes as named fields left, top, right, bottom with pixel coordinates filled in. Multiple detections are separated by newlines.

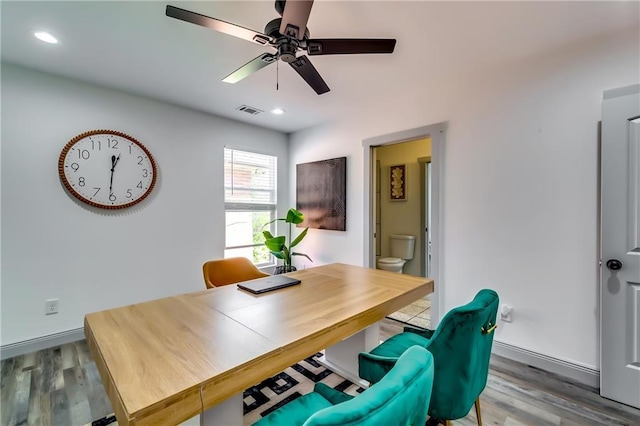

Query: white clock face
left=59, top=131, right=157, bottom=209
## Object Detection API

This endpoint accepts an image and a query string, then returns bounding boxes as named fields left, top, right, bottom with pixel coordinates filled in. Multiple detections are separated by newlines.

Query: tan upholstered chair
left=202, top=257, right=269, bottom=289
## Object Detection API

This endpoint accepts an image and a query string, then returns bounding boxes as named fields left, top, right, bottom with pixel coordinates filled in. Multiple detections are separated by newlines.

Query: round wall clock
left=58, top=130, right=157, bottom=209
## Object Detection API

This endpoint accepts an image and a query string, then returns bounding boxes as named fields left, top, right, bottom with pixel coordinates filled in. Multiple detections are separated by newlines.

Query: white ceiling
left=2, top=1, right=638, bottom=133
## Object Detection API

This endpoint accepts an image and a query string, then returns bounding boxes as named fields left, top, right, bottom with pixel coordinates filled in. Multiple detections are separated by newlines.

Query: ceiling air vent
left=236, top=105, right=263, bottom=116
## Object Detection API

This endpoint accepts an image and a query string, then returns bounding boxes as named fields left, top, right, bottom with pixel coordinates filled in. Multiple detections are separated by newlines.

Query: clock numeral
left=70, top=163, right=80, bottom=172
left=142, top=169, right=148, bottom=178
left=129, top=145, right=132, bottom=154
left=78, top=177, right=86, bottom=187
left=109, top=194, right=116, bottom=202
left=136, top=181, right=143, bottom=189
left=91, top=140, right=101, bottom=151
left=108, top=139, right=119, bottom=149
left=77, top=150, right=90, bottom=160
left=126, top=189, right=133, bottom=199
left=93, top=187, right=101, bottom=197
left=137, top=156, right=144, bottom=165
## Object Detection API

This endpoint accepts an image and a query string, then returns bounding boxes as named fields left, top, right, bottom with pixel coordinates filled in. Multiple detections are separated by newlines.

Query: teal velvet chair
left=252, top=345, right=435, bottom=426
left=359, top=289, right=499, bottom=426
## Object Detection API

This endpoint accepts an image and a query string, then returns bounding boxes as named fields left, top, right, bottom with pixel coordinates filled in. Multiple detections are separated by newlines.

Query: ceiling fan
left=165, top=1, right=396, bottom=95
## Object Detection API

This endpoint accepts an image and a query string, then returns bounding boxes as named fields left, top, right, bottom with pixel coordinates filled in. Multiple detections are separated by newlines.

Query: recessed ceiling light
left=34, top=32, right=58, bottom=44
left=271, top=108, right=285, bottom=115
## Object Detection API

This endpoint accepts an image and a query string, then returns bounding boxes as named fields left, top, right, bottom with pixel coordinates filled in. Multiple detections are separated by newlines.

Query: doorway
left=372, top=139, right=430, bottom=278
left=362, top=123, right=446, bottom=327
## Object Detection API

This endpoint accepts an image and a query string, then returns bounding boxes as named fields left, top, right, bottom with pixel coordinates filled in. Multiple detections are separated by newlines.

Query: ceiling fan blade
left=289, top=55, right=330, bottom=95
left=222, top=53, right=278, bottom=84
left=166, top=5, right=274, bottom=46
left=306, top=39, right=396, bottom=55
left=279, top=0, right=314, bottom=40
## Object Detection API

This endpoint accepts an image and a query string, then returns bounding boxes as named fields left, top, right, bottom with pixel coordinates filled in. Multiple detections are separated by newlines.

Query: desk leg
left=317, top=322, right=380, bottom=387
left=179, top=394, right=243, bottom=426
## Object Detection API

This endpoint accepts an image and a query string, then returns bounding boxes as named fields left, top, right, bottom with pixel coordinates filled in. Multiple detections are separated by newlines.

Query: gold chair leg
left=445, top=421, right=451, bottom=426
left=474, top=398, right=483, bottom=426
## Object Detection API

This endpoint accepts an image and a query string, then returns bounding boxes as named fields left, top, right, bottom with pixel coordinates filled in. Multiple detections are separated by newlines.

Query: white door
left=600, top=84, right=640, bottom=409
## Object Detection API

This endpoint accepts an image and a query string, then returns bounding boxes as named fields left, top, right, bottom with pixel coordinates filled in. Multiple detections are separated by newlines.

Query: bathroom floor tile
left=398, top=304, right=424, bottom=316
left=387, top=302, right=431, bottom=329
left=408, top=317, right=431, bottom=329
left=412, top=298, right=431, bottom=309
left=387, top=311, right=414, bottom=323
left=416, top=310, right=431, bottom=320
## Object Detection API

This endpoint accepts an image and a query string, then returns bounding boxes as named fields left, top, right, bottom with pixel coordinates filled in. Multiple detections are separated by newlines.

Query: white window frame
left=224, top=148, right=277, bottom=267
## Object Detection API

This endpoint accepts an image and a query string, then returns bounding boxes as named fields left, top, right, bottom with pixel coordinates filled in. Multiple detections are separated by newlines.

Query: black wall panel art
left=296, top=157, right=346, bottom=231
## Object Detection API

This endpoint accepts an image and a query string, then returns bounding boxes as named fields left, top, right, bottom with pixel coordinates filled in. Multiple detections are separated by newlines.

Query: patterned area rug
left=243, top=352, right=364, bottom=424
left=87, top=352, right=363, bottom=426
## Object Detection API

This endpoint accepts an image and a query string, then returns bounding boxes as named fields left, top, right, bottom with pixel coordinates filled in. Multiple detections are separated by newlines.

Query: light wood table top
left=85, top=263, right=434, bottom=425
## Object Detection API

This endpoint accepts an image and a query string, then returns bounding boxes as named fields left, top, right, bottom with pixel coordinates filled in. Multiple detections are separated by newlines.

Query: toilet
left=377, top=234, right=416, bottom=273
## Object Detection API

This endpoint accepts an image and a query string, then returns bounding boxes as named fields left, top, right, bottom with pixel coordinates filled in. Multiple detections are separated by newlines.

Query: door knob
left=606, top=259, right=622, bottom=271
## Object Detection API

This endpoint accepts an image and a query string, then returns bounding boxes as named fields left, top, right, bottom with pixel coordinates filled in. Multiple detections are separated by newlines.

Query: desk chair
left=359, top=289, right=499, bottom=426
left=202, top=257, right=269, bottom=289
left=253, top=345, right=435, bottom=426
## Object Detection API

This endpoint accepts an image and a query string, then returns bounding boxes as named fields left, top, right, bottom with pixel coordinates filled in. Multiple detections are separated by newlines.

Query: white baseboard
left=1, top=327, right=85, bottom=360
left=492, top=340, right=600, bottom=388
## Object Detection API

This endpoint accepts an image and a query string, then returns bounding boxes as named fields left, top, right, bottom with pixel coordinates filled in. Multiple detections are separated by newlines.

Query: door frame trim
left=362, top=122, right=446, bottom=326
left=418, top=156, right=432, bottom=278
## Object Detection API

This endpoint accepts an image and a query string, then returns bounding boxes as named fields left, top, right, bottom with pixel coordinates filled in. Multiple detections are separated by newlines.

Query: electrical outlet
left=500, top=304, right=513, bottom=323
left=45, top=299, right=59, bottom=315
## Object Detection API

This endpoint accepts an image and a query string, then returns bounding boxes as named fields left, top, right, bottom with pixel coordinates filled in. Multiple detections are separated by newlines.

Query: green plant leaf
left=290, top=227, right=308, bottom=248
left=292, top=252, right=313, bottom=262
left=261, top=208, right=308, bottom=266
left=285, top=208, right=305, bottom=225
left=270, top=251, right=284, bottom=259
left=264, top=235, right=285, bottom=252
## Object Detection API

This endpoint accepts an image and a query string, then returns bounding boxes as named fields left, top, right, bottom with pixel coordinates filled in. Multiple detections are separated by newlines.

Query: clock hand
left=113, top=154, right=121, bottom=169
left=110, top=155, right=116, bottom=194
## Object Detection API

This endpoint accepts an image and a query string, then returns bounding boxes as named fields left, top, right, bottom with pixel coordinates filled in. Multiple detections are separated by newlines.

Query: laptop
left=237, top=275, right=302, bottom=294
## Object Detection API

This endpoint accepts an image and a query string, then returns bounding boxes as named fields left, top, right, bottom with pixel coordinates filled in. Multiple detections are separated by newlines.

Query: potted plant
left=262, top=208, right=312, bottom=274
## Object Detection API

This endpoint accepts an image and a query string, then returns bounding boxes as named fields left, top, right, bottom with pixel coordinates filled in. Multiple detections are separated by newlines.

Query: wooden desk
left=85, top=263, right=433, bottom=425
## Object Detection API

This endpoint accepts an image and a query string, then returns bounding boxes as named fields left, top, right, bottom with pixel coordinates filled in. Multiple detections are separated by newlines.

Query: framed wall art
left=296, top=156, right=346, bottom=231
left=389, top=164, right=407, bottom=201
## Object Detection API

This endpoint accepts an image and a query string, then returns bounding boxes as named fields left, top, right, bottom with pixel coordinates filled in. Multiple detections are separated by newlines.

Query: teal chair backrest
left=422, top=289, right=499, bottom=420
left=307, top=345, right=435, bottom=426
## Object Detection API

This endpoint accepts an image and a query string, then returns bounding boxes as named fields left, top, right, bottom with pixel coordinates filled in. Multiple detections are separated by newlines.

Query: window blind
left=224, top=148, right=277, bottom=205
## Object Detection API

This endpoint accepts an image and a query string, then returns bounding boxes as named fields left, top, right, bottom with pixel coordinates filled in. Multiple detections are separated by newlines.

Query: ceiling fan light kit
left=165, top=1, right=396, bottom=95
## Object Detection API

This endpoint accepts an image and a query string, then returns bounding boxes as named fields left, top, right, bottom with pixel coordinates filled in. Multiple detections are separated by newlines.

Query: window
left=224, top=148, right=277, bottom=266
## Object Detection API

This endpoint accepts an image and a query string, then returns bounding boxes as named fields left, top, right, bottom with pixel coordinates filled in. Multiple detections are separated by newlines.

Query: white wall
left=289, top=26, right=639, bottom=369
left=0, top=64, right=288, bottom=345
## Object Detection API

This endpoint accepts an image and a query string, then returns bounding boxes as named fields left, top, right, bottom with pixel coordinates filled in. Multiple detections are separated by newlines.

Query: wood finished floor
left=2, top=318, right=640, bottom=426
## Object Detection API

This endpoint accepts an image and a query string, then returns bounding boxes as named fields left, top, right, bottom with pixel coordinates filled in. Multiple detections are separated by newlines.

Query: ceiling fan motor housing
left=264, top=18, right=309, bottom=63
left=278, top=43, right=297, bottom=63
